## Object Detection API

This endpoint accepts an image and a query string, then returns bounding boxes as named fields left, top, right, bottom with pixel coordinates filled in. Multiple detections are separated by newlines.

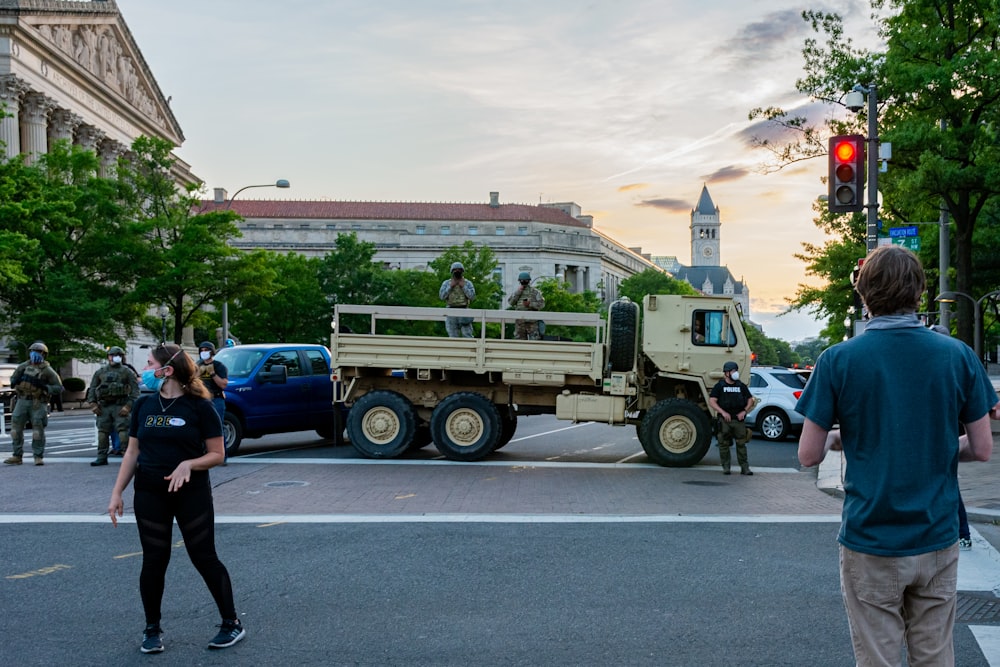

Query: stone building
left=203, top=190, right=661, bottom=305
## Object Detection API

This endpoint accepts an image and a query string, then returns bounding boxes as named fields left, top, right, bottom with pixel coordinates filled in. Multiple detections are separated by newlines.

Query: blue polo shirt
left=797, top=324, right=996, bottom=556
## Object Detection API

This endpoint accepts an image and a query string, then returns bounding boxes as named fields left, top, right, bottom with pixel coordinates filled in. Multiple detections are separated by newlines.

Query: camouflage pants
left=717, top=418, right=751, bottom=472
left=10, top=397, right=49, bottom=458
left=514, top=318, right=541, bottom=340
left=95, top=401, right=130, bottom=458
left=445, top=316, right=474, bottom=338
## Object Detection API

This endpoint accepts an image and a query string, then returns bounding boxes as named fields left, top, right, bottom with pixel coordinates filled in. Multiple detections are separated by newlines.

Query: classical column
left=74, top=125, right=105, bottom=153
left=19, top=93, right=55, bottom=165
left=581, top=266, right=590, bottom=292
left=0, top=75, right=29, bottom=159
left=48, top=108, right=83, bottom=149
left=97, top=139, right=125, bottom=178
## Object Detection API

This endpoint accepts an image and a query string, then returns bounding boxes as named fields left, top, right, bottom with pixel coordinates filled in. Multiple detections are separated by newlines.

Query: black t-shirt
left=197, top=359, right=228, bottom=398
left=710, top=378, right=752, bottom=416
left=129, top=393, right=223, bottom=477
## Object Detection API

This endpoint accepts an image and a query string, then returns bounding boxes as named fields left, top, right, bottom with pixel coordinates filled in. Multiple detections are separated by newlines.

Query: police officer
left=439, top=261, right=476, bottom=338
left=4, top=341, right=63, bottom=466
left=508, top=272, right=545, bottom=340
left=196, top=341, right=228, bottom=427
left=708, top=361, right=755, bottom=475
left=87, top=345, right=140, bottom=466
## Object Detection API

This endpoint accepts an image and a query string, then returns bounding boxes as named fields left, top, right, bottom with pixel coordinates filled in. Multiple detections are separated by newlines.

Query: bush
left=62, top=377, right=86, bottom=392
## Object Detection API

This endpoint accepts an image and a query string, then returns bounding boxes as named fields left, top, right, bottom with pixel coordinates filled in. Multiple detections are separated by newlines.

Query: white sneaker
left=959, top=538, right=973, bottom=551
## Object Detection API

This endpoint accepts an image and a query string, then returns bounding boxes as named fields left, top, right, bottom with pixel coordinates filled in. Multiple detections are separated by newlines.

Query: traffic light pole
left=865, top=83, right=879, bottom=255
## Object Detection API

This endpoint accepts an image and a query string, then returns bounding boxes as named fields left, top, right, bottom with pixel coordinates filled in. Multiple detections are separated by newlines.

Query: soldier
left=439, top=261, right=476, bottom=338
left=708, top=360, right=755, bottom=475
left=195, top=341, right=228, bottom=427
left=508, top=272, right=545, bottom=340
left=4, top=341, right=63, bottom=466
left=86, top=346, right=140, bottom=466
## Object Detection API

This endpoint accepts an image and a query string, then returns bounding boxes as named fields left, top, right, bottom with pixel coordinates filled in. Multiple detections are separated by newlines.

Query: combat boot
left=3, top=455, right=22, bottom=465
left=34, top=456, right=44, bottom=466
left=91, top=457, right=108, bottom=466
left=740, top=466, right=753, bottom=476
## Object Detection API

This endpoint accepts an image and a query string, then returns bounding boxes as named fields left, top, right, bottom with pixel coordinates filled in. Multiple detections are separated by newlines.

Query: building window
left=326, top=224, right=336, bottom=230
left=416, top=225, right=426, bottom=235
left=442, top=225, right=451, bottom=235
left=245, top=223, right=257, bottom=229
left=377, top=224, right=387, bottom=230
left=517, top=226, right=528, bottom=235
left=273, top=224, right=284, bottom=229
left=469, top=226, right=479, bottom=235
left=351, top=224, right=361, bottom=230
left=300, top=223, right=309, bottom=229
left=495, top=226, right=506, bottom=235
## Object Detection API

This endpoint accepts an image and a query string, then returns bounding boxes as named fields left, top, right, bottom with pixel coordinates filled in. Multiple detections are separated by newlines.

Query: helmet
left=450, top=262, right=465, bottom=272
left=723, top=361, right=739, bottom=373
left=107, top=346, right=125, bottom=356
left=198, top=341, right=216, bottom=352
left=518, top=271, right=531, bottom=281
left=29, top=341, right=48, bottom=354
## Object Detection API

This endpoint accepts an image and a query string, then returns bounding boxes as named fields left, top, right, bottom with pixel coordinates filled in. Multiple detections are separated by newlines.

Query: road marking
left=5, top=563, right=72, bottom=579
left=507, top=422, right=593, bottom=443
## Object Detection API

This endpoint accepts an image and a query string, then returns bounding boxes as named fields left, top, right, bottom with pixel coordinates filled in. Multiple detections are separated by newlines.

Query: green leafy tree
left=793, top=337, right=831, bottom=367
left=319, top=232, right=395, bottom=335
left=750, top=2, right=1000, bottom=348
left=377, top=268, right=442, bottom=336
left=228, top=252, right=328, bottom=344
left=534, top=278, right=603, bottom=342
left=618, top=269, right=698, bottom=310
left=0, top=142, right=138, bottom=366
left=116, top=137, right=277, bottom=344
left=429, top=241, right=503, bottom=310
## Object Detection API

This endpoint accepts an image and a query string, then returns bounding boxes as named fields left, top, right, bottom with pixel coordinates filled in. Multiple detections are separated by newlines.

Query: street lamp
left=158, top=304, right=168, bottom=344
left=935, top=290, right=1000, bottom=362
left=220, top=179, right=291, bottom=344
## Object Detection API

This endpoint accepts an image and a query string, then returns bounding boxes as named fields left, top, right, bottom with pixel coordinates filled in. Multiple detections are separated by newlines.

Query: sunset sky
left=122, top=0, right=880, bottom=341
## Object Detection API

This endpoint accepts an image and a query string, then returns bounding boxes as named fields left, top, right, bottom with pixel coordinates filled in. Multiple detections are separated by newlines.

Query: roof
left=694, top=185, right=717, bottom=215
left=198, top=200, right=590, bottom=227
left=670, top=265, right=746, bottom=294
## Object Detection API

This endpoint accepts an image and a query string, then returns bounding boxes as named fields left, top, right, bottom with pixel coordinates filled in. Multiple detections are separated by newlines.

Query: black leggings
left=133, top=469, right=236, bottom=625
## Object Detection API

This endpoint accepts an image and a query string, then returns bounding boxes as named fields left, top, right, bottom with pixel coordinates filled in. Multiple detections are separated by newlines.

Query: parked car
left=1, top=363, right=16, bottom=420
left=212, top=343, right=342, bottom=455
left=745, top=366, right=807, bottom=441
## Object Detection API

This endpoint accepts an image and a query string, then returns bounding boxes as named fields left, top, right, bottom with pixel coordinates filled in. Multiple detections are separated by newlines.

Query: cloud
left=702, top=165, right=748, bottom=183
left=618, top=183, right=649, bottom=192
left=636, top=198, right=690, bottom=213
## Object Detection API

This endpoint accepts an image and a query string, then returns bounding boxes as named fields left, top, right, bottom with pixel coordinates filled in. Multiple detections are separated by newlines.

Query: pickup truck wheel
left=223, top=413, right=243, bottom=456
left=756, top=408, right=789, bottom=441
left=638, top=398, right=712, bottom=467
left=347, top=390, right=417, bottom=458
left=608, top=299, right=638, bottom=372
left=493, top=411, right=517, bottom=451
left=430, top=392, right=500, bottom=461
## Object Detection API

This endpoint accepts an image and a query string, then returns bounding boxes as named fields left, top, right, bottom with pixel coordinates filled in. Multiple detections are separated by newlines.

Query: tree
left=429, top=241, right=503, bottom=310
left=228, top=253, right=328, bottom=344
left=750, top=2, right=1000, bottom=348
left=534, top=278, right=603, bottom=342
left=319, top=232, right=395, bottom=335
left=116, top=137, right=277, bottom=344
left=618, top=269, right=698, bottom=309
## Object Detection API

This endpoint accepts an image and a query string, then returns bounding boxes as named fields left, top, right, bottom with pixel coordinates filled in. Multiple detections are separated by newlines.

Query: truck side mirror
left=258, top=364, right=288, bottom=385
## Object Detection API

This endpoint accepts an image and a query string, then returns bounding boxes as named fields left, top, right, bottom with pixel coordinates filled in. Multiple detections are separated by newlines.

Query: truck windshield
left=213, top=348, right=267, bottom=379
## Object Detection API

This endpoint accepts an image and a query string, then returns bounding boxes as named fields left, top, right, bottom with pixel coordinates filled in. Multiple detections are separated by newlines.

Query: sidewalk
left=817, top=373, right=1000, bottom=523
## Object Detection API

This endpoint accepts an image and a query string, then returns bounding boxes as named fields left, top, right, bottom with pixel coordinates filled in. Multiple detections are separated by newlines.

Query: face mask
left=142, top=368, right=164, bottom=392
left=199, top=350, right=212, bottom=361
left=730, top=371, right=740, bottom=381
left=520, top=281, right=530, bottom=287
left=111, top=356, right=122, bottom=365
left=29, top=351, right=44, bottom=364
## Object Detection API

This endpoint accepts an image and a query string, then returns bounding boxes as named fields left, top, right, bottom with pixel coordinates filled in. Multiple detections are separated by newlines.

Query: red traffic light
left=828, top=134, right=865, bottom=214
left=834, top=140, right=857, bottom=162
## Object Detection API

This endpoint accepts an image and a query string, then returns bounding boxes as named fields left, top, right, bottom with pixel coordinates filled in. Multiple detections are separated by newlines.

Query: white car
left=745, top=366, right=807, bottom=441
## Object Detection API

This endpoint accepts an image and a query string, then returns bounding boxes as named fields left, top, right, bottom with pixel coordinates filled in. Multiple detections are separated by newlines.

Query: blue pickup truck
left=211, top=343, right=341, bottom=455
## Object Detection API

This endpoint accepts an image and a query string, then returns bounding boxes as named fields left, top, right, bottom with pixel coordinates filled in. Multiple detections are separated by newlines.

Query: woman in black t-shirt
left=108, top=343, right=246, bottom=654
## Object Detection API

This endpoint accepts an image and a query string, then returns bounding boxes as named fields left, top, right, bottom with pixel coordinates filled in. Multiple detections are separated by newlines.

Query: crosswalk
left=0, top=426, right=99, bottom=456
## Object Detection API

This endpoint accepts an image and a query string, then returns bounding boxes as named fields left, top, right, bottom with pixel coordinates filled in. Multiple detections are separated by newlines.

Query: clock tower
left=690, top=185, right=721, bottom=267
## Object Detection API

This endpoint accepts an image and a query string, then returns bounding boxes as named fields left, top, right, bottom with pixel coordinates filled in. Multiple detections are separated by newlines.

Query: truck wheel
left=430, top=392, right=500, bottom=461
left=347, top=391, right=417, bottom=458
left=608, top=299, right=638, bottom=372
left=223, top=413, right=243, bottom=457
left=493, top=411, right=518, bottom=451
left=408, top=423, right=433, bottom=450
left=638, top=398, right=712, bottom=467
left=756, top=409, right=789, bottom=441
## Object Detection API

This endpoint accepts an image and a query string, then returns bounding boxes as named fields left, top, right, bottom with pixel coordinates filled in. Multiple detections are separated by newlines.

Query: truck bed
left=332, top=305, right=605, bottom=383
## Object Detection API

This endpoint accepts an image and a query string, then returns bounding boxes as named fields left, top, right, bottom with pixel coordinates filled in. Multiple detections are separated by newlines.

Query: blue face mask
left=29, top=351, right=44, bottom=364
left=142, top=368, right=164, bottom=392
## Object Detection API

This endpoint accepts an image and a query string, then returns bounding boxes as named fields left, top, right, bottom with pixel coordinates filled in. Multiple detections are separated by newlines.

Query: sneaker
left=960, top=538, right=973, bottom=551
left=33, top=456, right=43, bottom=466
left=3, top=456, right=22, bottom=465
left=208, top=619, right=245, bottom=649
left=141, top=624, right=164, bottom=653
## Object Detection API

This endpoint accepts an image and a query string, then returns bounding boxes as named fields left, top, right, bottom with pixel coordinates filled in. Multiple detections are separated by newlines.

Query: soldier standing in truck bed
left=508, top=272, right=545, bottom=340
left=87, top=346, right=140, bottom=466
left=4, top=341, right=63, bottom=466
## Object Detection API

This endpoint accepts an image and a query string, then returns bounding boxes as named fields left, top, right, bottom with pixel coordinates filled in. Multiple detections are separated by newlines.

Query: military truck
left=331, top=294, right=752, bottom=467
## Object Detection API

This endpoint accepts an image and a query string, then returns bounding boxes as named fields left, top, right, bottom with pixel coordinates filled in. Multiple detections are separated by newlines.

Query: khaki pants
left=840, top=543, right=959, bottom=666
left=717, top=417, right=750, bottom=472
left=10, top=396, right=48, bottom=458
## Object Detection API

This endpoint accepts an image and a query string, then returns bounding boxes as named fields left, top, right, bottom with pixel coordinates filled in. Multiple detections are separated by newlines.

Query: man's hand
left=118, top=404, right=130, bottom=417
left=91, top=403, right=102, bottom=416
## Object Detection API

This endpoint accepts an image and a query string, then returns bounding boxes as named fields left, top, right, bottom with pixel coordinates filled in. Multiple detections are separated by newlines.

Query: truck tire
left=493, top=411, right=517, bottom=451
left=430, top=392, right=501, bottom=461
left=638, top=398, right=712, bottom=467
left=223, top=412, right=243, bottom=457
left=347, top=390, right=417, bottom=458
left=608, top=299, right=638, bottom=372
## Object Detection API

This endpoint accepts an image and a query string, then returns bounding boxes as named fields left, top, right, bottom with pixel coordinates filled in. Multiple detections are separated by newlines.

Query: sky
left=120, top=0, right=880, bottom=343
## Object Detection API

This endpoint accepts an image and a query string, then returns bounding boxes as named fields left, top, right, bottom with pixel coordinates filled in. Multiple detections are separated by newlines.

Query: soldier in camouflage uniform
left=508, top=272, right=545, bottom=340
left=86, top=346, right=140, bottom=466
left=4, top=341, right=63, bottom=466
left=439, top=261, right=476, bottom=338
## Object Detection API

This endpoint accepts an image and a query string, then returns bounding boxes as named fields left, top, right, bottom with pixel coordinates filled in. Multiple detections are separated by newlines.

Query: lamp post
left=158, top=304, right=168, bottom=344
left=221, top=179, right=290, bottom=344
left=935, top=290, right=1000, bottom=362
left=844, top=83, right=880, bottom=255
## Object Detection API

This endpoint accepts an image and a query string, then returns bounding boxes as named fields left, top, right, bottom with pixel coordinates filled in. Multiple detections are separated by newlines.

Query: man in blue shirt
left=797, top=245, right=997, bottom=666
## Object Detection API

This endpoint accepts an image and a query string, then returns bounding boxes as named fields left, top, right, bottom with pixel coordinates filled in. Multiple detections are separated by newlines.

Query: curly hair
left=856, top=245, right=925, bottom=317
left=152, top=343, right=211, bottom=400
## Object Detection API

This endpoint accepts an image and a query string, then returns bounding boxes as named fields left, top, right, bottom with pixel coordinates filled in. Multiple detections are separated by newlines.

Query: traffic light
left=828, top=134, right=865, bottom=213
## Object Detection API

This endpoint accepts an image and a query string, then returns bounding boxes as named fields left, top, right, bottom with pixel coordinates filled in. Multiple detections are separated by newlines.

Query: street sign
left=891, top=236, right=921, bottom=251
left=889, top=225, right=919, bottom=238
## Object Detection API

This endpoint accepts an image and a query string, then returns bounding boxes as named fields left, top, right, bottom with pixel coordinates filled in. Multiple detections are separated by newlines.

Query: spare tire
left=608, top=299, right=639, bottom=372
